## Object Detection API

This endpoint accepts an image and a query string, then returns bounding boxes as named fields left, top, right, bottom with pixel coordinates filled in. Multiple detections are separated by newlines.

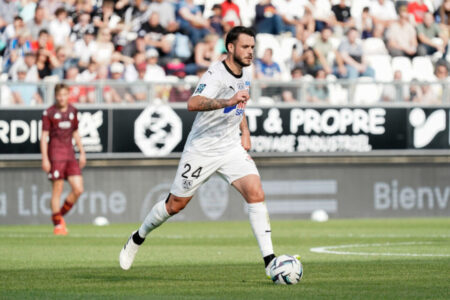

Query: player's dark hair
left=225, top=26, right=255, bottom=53
left=55, top=83, right=69, bottom=94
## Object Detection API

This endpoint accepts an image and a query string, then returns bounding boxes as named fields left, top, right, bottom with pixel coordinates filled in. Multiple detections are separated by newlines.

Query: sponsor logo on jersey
left=58, top=121, right=71, bottom=129
left=223, top=101, right=246, bottom=116
left=195, top=83, right=206, bottom=94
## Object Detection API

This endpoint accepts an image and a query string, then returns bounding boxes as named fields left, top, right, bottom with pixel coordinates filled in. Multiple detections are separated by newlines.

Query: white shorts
left=170, top=146, right=259, bottom=197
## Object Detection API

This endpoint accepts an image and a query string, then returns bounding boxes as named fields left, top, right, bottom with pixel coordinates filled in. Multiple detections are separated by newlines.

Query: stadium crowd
left=0, top=0, right=450, bottom=105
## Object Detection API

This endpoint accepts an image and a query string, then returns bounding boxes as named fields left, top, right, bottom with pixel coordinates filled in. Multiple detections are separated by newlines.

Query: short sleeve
left=73, top=108, right=79, bottom=131
left=192, top=70, right=222, bottom=98
left=42, top=110, right=50, bottom=131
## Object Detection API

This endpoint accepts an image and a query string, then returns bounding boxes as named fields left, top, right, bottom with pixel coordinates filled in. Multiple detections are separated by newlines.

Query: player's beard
left=234, top=53, right=252, bottom=67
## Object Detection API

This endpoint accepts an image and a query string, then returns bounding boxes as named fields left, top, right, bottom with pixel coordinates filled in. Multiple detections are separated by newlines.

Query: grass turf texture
left=0, top=218, right=449, bottom=299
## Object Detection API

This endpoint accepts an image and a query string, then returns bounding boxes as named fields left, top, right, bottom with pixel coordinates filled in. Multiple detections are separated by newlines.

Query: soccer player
left=120, top=26, right=279, bottom=278
left=41, top=83, right=85, bottom=235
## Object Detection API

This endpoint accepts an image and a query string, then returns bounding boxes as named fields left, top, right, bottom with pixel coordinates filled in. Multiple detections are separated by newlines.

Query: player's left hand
left=79, top=153, right=86, bottom=169
left=241, top=130, right=251, bottom=151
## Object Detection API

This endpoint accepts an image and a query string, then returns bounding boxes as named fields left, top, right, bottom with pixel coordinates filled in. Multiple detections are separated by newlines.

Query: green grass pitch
left=1, top=218, right=449, bottom=299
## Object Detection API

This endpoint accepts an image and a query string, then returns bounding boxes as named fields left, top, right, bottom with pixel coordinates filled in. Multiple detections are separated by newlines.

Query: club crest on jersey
left=237, top=82, right=244, bottom=90
left=195, top=83, right=206, bottom=94
left=182, top=179, right=193, bottom=190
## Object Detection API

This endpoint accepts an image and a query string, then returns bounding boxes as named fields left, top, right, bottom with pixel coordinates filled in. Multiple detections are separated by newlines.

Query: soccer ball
left=269, top=255, right=303, bottom=285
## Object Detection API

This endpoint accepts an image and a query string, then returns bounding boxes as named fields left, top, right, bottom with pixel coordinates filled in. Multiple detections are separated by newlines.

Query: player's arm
left=187, top=90, right=250, bottom=112
left=240, top=112, right=251, bottom=151
left=40, top=130, right=51, bottom=173
left=73, top=130, right=86, bottom=169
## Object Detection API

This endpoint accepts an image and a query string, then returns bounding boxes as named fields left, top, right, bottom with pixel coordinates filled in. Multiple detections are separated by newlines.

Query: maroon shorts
left=48, top=160, right=81, bottom=181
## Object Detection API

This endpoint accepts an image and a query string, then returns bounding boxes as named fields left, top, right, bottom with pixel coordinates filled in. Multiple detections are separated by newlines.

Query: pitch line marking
left=310, top=241, right=450, bottom=257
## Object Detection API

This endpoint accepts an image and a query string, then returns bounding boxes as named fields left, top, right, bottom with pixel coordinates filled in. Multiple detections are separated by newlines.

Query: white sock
left=138, top=200, right=171, bottom=238
left=248, top=202, right=274, bottom=257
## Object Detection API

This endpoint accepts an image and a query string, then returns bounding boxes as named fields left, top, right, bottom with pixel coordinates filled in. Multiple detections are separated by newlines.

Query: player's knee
left=73, top=185, right=84, bottom=197
left=248, top=188, right=265, bottom=203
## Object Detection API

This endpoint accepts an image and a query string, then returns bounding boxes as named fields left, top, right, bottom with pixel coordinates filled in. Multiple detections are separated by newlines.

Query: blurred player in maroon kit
left=40, top=83, right=86, bottom=235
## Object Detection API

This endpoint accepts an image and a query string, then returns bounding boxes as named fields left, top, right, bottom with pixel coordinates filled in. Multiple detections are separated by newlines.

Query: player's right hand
left=229, top=90, right=249, bottom=106
left=42, top=159, right=51, bottom=173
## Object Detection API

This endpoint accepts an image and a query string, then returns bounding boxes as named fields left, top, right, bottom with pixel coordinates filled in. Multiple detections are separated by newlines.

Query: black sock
left=132, top=231, right=145, bottom=245
left=264, top=254, right=276, bottom=267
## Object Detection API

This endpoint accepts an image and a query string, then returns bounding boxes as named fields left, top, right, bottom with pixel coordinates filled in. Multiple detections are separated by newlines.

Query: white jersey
left=184, top=61, right=252, bottom=156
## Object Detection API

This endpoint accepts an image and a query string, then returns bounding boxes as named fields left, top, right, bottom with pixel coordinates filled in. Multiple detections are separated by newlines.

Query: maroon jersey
left=42, top=104, right=79, bottom=161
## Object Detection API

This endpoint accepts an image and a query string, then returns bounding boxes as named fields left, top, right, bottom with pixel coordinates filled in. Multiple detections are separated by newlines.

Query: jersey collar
left=222, top=61, right=243, bottom=79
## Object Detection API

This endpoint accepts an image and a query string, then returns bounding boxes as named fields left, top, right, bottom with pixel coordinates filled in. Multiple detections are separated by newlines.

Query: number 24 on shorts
left=181, top=164, right=202, bottom=190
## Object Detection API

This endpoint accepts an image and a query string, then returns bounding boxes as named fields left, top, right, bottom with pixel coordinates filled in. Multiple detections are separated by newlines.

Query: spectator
left=432, top=60, right=450, bottom=102
left=255, top=48, right=282, bottom=98
left=255, top=48, right=281, bottom=80
left=39, top=0, right=63, bottom=17
left=19, top=0, right=38, bottom=23
left=176, top=0, right=210, bottom=46
left=27, top=6, right=49, bottom=40
left=147, top=0, right=178, bottom=32
left=140, top=12, right=172, bottom=56
left=417, top=12, right=446, bottom=56
left=338, top=27, right=375, bottom=79
left=282, top=67, right=303, bottom=102
left=9, top=51, right=39, bottom=82
left=65, top=66, right=87, bottom=103
left=73, top=26, right=96, bottom=69
left=78, top=58, right=98, bottom=82
left=382, top=70, right=409, bottom=101
left=297, top=47, right=320, bottom=76
left=4, top=16, right=25, bottom=43
left=0, top=1, right=19, bottom=30
left=387, top=5, right=418, bottom=57
left=221, top=0, right=242, bottom=27
left=48, top=7, right=71, bottom=47
left=306, top=69, right=328, bottom=102
left=332, top=0, right=354, bottom=34
left=305, top=0, right=334, bottom=32
left=144, top=48, right=166, bottom=82
left=369, top=0, right=398, bottom=35
left=313, top=26, right=346, bottom=77
left=124, top=52, right=146, bottom=82
left=31, top=29, right=54, bottom=52
left=274, top=0, right=307, bottom=36
left=408, top=0, right=429, bottom=24
left=70, top=12, right=92, bottom=42
left=36, top=49, right=57, bottom=79
left=52, top=46, right=75, bottom=79
left=358, top=7, right=374, bottom=39
left=208, top=4, right=225, bottom=36
left=436, top=0, right=450, bottom=34
left=92, top=0, right=123, bottom=34
left=254, top=0, right=282, bottom=35
left=186, top=34, right=220, bottom=75
left=108, top=62, right=132, bottom=103
left=122, top=30, right=147, bottom=58
left=128, top=62, right=148, bottom=102
left=9, top=64, right=43, bottom=105
left=90, top=27, right=115, bottom=66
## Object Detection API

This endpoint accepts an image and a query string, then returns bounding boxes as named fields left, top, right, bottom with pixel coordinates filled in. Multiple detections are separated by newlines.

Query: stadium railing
left=1, top=79, right=450, bottom=105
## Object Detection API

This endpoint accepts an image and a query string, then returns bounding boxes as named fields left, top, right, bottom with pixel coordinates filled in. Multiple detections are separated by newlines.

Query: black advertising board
left=0, top=109, right=109, bottom=154
left=0, top=106, right=448, bottom=156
